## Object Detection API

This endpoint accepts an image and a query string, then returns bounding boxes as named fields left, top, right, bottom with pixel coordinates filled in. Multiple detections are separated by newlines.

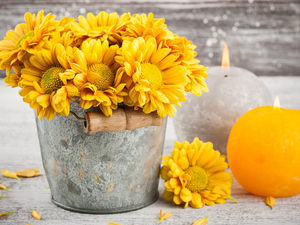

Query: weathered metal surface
left=35, top=100, right=167, bottom=213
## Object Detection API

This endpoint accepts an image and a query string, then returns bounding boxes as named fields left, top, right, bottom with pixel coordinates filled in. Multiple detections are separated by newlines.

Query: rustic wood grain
left=0, top=77, right=300, bottom=224
left=0, top=0, right=299, bottom=79
left=83, top=107, right=164, bottom=133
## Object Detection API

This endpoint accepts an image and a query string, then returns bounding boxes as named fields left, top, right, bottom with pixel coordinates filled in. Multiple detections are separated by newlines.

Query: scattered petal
left=46, top=187, right=50, bottom=189
left=265, top=196, right=276, bottom=210
left=108, top=223, right=122, bottom=225
left=0, top=196, right=5, bottom=200
left=212, top=186, right=238, bottom=203
left=0, top=183, right=11, bottom=191
left=32, top=209, right=41, bottom=220
left=0, top=211, right=14, bottom=217
left=15, top=169, right=40, bottom=177
left=193, top=216, right=209, bottom=225
left=1, top=170, right=20, bottom=180
left=157, top=209, right=172, bottom=223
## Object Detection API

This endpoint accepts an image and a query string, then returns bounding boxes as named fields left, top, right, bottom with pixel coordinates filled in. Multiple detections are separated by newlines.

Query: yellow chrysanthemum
left=59, top=16, right=77, bottom=33
left=0, top=10, right=63, bottom=72
left=163, top=34, right=196, bottom=61
left=183, top=58, right=209, bottom=96
left=161, top=138, right=237, bottom=209
left=122, top=13, right=169, bottom=45
left=72, top=39, right=127, bottom=116
left=50, top=17, right=81, bottom=49
left=19, top=44, right=78, bottom=120
left=4, top=63, right=22, bottom=88
left=71, top=11, right=131, bottom=46
left=115, top=36, right=188, bottom=117
left=163, top=35, right=209, bottom=96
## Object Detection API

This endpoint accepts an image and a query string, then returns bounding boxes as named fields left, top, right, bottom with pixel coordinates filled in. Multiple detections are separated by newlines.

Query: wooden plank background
left=0, top=0, right=299, bottom=78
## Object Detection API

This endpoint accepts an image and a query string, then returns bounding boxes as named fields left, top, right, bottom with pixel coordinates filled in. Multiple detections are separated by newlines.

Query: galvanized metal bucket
left=35, top=100, right=167, bottom=214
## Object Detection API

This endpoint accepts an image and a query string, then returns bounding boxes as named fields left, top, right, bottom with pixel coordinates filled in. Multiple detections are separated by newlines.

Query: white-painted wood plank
left=0, top=77, right=300, bottom=225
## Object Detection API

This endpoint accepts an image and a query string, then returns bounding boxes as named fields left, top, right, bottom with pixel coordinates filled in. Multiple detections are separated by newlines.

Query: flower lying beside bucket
left=0, top=10, right=209, bottom=213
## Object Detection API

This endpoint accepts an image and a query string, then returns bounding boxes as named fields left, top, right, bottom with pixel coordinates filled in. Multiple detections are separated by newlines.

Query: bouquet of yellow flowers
left=0, top=10, right=208, bottom=120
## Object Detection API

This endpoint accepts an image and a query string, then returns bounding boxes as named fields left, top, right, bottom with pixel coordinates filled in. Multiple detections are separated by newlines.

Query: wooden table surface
left=0, top=77, right=300, bottom=225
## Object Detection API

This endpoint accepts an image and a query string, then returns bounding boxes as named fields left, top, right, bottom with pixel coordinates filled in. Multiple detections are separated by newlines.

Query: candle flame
left=222, top=43, right=230, bottom=74
left=274, top=96, right=280, bottom=109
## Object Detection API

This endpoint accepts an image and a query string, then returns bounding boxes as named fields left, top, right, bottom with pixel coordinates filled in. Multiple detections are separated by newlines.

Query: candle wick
left=224, top=75, right=228, bottom=77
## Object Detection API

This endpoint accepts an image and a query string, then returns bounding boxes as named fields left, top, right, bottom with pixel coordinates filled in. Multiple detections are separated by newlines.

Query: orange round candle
left=227, top=101, right=300, bottom=197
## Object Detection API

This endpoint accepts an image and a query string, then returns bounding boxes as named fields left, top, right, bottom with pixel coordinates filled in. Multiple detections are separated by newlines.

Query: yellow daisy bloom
left=163, top=35, right=209, bottom=96
left=72, top=39, right=127, bottom=116
left=4, top=63, right=23, bottom=88
left=59, top=16, right=77, bottom=33
left=71, top=11, right=131, bottom=46
left=115, top=37, right=188, bottom=117
left=0, top=10, right=63, bottom=72
left=163, top=34, right=196, bottom=61
left=161, top=138, right=237, bottom=208
left=183, top=58, right=209, bottom=96
left=19, top=44, right=78, bottom=120
left=122, top=13, right=169, bottom=45
left=122, top=13, right=209, bottom=102
left=50, top=17, right=81, bottom=49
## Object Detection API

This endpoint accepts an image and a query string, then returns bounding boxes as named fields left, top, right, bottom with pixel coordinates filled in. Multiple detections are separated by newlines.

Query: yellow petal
left=215, top=198, right=226, bottom=204
left=163, top=190, right=174, bottom=201
left=162, top=212, right=172, bottom=220
left=1, top=170, right=20, bottom=180
left=108, top=223, right=122, bottom=225
left=24, top=12, right=33, bottom=31
left=173, top=194, right=183, bottom=205
left=174, top=186, right=181, bottom=196
left=0, top=195, right=5, bottom=200
left=15, top=169, right=40, bottom=177
left=193, top=216, right=209, bottom=225
left=74, top=49, right=87, bottom=70
left=0, top=183, right=11, bottom=192
left=87, top=72, right=101, bottom=82
left=180, top=188, right=192, bottom=202
left=265, top=196, right=276, bottom=210
left=179, top=174, right=191, bottom=187
left=178, top=157, right=189, bottom=170
left=78, top=15, right=91, bottom=30
left=211, top=186, right=238, bottom=203
left=0, top=211, right=14, bottom=217
left=183, top=201, right=189, bottom=209
left=190, top=192, right=204, bottom=208
left=160, top=166, right=170, bottom=181
left=32, top=209, right=41, bottom=220
left=169, top=177, right=181, bottom=189
left=157, top=209, right=172, bottom=223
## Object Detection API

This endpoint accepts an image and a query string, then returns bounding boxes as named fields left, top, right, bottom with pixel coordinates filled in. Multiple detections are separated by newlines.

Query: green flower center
left=16, top=31, right=35, bottom=47
left=40, top=67, right=65, bottom=94
left=185, top=166, right=208, bottom=193
left=88, top=63, right=114, bottom=91
left=140, top=63, right=163, bottom=89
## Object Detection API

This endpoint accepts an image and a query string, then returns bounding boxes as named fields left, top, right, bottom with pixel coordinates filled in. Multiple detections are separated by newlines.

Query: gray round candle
left=173, top=66, right=272, bottom=157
